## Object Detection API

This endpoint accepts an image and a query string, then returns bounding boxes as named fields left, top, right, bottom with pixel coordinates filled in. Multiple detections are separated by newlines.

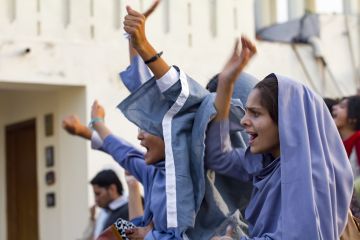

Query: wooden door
left=6, top=119, right=39, bottom=240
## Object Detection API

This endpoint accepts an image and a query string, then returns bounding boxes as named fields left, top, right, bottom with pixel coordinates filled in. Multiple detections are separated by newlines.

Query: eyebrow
left=245, top=106, right=262, bottom=112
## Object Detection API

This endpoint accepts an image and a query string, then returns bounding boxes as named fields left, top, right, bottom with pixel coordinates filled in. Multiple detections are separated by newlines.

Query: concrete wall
left=0, top=87, right=89, bottom=240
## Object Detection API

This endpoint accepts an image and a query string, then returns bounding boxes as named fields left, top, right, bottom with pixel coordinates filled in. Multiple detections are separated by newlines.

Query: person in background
left=82, top=169, right=129, bottom=240
left=323, top=97, right=339, bottom=116
left=332, top=95, right=360, bottom=218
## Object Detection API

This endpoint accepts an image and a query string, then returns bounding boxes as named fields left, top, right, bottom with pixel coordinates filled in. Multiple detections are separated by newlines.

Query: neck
left=339, top=127, right=355, bottom=140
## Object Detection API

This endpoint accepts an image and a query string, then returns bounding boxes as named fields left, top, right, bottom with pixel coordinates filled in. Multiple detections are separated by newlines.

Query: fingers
left=143, top=0, right=161, bottom=18
left=225, top=225, right=234, bottom=237
left=233, top=38, right=240, bottom=56
left=241, top=36, right=257, bottom=55
left=125, top=227, right=144, bottom=240
left=91, top=100, right=103, bottom=118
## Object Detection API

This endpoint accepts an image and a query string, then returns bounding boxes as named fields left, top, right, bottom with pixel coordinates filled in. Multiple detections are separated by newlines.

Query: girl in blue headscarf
left=206, top=49, right=354, bottom=238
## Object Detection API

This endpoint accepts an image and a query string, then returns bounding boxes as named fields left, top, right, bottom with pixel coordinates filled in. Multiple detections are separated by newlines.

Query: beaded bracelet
left=88, top=117, right=104, bottom=129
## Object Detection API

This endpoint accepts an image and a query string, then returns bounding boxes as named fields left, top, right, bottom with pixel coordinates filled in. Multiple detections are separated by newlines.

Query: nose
left=240, top=113, right=250, bottom=127
left=137, top=128, right=145, bottom=140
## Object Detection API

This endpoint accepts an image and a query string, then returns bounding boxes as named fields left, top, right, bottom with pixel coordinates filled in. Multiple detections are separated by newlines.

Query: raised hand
left=62, top=115, right=92, bottom=139
left=218, top=36, right=257, bottom=84
left=124, top=6, right=147, bottom=51
left=214, top=36, right=257, bottom=121
left=91, top=100, right=105, bottom=120
left=62, top=115, right=83, bottom=135
left=143, top=0, right=161, bottom=18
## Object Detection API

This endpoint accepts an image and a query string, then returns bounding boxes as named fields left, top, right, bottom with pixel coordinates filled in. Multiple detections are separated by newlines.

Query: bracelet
left=144, top=51, right=163, bottom=65
left=88, top=117, right=104, bottom=129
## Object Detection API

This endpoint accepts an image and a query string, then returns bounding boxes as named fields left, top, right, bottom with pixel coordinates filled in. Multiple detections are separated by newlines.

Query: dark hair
left=323, top=97, right=339, bottom=114
left=346, top=95, right=360, bottom=130
left=254, top=74, right=279, bottom=124
left=206, top=74, right=219, bottom=92
left=90, top=169, right=123, bottom=195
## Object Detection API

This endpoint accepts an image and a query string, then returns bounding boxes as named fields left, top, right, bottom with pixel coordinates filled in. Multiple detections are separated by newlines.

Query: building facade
left=0, top=0, right=359, bottom=239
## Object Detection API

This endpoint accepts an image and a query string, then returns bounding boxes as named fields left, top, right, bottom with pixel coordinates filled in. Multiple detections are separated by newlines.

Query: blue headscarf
left=276, top=74, right=353, bottom=239
left=242, top=74, right=353, bottom=239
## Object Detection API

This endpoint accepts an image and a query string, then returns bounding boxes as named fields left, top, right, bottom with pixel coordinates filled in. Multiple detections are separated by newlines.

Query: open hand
left=218, top=36, right=257, bottom=84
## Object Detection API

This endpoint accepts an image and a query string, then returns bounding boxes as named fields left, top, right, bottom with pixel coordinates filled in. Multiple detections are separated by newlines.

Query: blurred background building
left=0, top=0, right=359, bottom=239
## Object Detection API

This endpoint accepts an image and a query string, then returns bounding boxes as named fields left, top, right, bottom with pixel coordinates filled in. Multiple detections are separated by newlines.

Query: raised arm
left=125, top=172, right=144, bottom=220
left=128, top=0, right=161, bottom=61
left=214, top=37, right=257, bottom=121
left=62, top=115, right=92, bottom=140
left=91, top=100, right=112, bottom=140
left=90, top=100, right=151, bottom=183
left=124, top=6, right=170, bottom=79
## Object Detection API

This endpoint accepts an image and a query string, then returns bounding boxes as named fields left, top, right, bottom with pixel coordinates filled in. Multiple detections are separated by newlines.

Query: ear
left=108, top=184, right=119, bottom=197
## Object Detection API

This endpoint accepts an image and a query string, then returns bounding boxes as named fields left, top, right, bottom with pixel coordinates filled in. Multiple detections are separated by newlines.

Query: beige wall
left=0, top=86, right=89, bottom=240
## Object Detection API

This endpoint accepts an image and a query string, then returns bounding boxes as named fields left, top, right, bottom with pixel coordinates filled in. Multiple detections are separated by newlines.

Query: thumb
left=126, top=5, right=132, bottom=14
left=126, top=5, right=142, bottom=17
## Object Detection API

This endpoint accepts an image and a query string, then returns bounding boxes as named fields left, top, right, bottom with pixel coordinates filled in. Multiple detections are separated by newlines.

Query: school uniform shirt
left=205, top=74, right=354, bottom=239
left=91, top=132, right=182, bottom=240
left=118, top=66, right=253, bottom=239
left=119, top=55, right=153, bottom=93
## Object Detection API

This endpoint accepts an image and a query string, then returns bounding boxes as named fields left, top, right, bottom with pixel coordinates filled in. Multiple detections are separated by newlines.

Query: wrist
left=89, top=117, right=104, bottom=130
left=135, top=41, right=156, bottom=60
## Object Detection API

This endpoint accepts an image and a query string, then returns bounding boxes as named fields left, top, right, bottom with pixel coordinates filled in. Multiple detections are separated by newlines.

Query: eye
left=253, top=111, right=260, bottom=117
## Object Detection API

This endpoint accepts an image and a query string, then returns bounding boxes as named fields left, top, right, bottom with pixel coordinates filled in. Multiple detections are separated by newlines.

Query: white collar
left=109, top=195, right=128, bottom=210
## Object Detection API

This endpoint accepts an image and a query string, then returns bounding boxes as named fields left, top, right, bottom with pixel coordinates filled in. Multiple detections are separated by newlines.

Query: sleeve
left=156, top=66, right=179, bottom=94
left=118, top=65, right=209, bottom=138
left=205, top=119, right=253, bottom=182
left=91, top=131, right=104, bottom=150
left=156, top=66, right=209, bottom=107
left=100, top=134, right=151, bottom=184
left=119, top=55, right=153, bottom=93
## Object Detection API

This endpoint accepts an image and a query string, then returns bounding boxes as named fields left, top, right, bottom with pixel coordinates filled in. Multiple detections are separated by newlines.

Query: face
left=332, top=99, right=349, bottom=130
left=240, top=89, right=280, bottom=158
left=137, top=129, right=165, bottom=165
left=92, top=184, right=112, bottom=208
